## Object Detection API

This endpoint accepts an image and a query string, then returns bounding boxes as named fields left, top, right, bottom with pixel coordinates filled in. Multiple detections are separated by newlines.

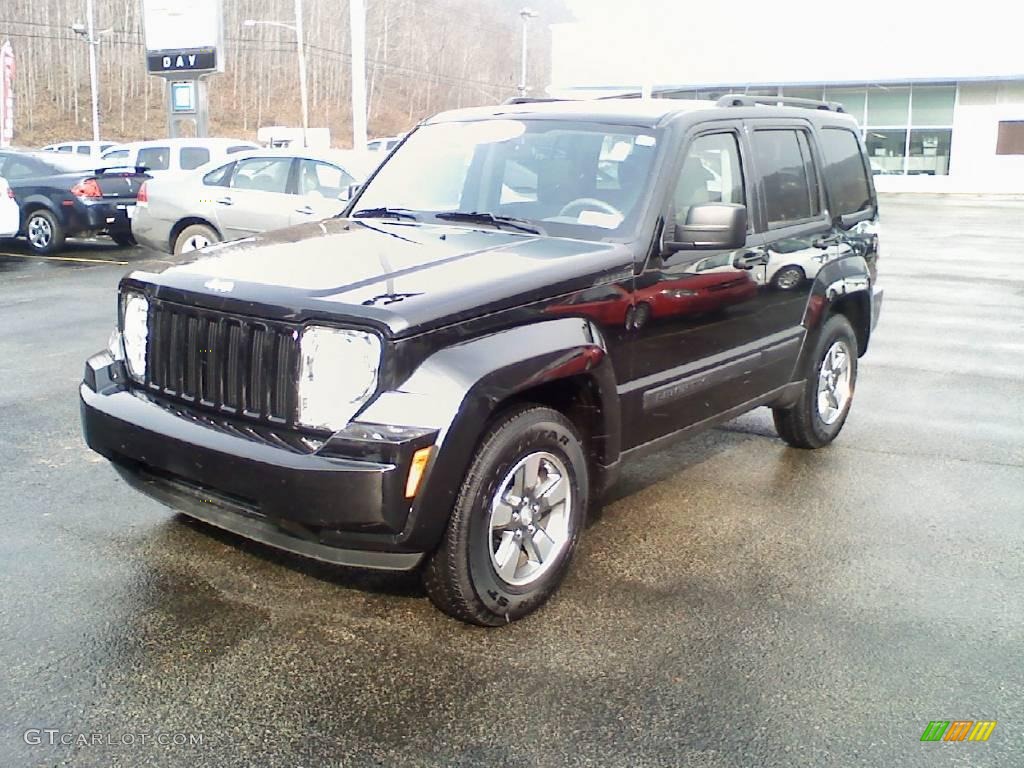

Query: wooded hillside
left=1, top=0, right=570, bottom=146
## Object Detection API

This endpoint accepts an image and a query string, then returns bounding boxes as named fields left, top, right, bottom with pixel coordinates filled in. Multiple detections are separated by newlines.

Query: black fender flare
left=795, top=254, right=873, bottom=378
left=356, top=317, right=621, bottom=551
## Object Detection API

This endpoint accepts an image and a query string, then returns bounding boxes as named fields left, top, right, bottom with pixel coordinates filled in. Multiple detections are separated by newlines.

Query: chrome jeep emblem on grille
left=204, top=278, right=234, bottom=293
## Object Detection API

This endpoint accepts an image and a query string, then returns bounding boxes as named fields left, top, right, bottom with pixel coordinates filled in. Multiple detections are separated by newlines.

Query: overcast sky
left=552, top=0, right=1024, bottom=88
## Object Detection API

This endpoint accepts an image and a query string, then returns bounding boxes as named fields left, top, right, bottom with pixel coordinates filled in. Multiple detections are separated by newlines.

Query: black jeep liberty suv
left=81, top=95, right=882, bottom=625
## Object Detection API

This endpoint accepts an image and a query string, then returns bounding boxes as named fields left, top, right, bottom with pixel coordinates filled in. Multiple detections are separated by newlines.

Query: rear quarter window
left=819, top=128, right=873, bottom=216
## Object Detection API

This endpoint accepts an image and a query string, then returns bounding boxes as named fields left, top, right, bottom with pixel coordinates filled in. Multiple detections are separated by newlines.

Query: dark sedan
left=0, top=150, right=149, bottom=255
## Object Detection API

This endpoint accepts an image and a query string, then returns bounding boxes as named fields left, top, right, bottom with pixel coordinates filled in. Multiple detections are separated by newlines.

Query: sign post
left=142, top=0, right=223, bottom=138
left=0, top=41, right=14, bottom=148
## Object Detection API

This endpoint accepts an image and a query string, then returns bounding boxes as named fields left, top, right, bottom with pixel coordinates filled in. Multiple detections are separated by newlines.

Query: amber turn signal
left=405, top=447, right=434, bottom=499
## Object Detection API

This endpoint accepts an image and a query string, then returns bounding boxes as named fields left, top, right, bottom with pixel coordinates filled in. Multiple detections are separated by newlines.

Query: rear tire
left=173, top=224, right=220, bottom=255
left=773, top=314, right=858, bottom=449
left=24, top=209, right=65, bottom=255
left=423, top=405, right=589, bottom=626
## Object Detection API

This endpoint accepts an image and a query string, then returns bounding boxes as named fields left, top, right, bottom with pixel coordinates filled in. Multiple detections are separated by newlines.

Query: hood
left=127, top=218, right=634, bottom=337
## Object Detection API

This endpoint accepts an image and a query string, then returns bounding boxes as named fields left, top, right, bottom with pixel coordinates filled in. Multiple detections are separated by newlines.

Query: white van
left=40, top=141, right=117, bottom=159
left=100, top=138, right=259, bottom=176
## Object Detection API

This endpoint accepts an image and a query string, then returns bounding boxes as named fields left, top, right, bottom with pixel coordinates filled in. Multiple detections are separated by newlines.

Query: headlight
left=121, top=293, right=149, bottom=381
left=297, top=326, right=382, bottom=431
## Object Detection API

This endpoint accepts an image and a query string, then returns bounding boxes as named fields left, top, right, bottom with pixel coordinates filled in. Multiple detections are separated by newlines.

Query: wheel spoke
left=523, top=454, right=543, bottom=489
left=491, top=501, right=516, bottom=530
left=493, top=532, right=521, bottom=581
left=522, top=532, right=546, bottom=565
left=538, top=474, right=567, bottom=510
left=508, top=465, right=526, bottom=503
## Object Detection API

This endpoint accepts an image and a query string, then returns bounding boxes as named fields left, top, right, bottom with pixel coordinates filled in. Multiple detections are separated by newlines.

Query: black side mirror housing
left=665, top=203, right=747, bottom=252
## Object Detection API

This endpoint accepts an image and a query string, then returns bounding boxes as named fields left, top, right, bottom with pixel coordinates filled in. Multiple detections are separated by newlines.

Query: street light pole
left=244, top=14, right=309, bottom=147
left=518, top=8, right=538, bottom=97
left=85, top=0, right=100, bottom=141
left=350, top=0, right=368, bottom=151
left=293, top=0, right=309, bottom=147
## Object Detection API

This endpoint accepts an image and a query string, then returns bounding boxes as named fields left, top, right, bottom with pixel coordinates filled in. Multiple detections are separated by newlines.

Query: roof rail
left=716, top=94, right=846, bottom=113
left=501, top=96, right=568, bottom=105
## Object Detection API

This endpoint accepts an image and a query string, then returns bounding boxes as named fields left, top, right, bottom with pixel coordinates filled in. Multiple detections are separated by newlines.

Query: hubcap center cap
left=519, top=506, right=534, bottom=527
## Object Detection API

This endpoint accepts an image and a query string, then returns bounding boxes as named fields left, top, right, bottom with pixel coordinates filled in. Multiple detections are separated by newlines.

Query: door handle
left=734, top=249, right=769, bottom=270
left=295, top=206, right=315, bottom=215
left=216, top=197, right=234, bottom=206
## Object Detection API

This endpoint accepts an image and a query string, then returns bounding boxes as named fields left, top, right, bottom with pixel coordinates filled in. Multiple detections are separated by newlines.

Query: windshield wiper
left=351, top=207, right=418, bottom=221
left=435, top=211, right=543, bottom=235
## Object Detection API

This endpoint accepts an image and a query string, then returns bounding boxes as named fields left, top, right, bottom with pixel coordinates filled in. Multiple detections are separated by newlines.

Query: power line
left=0, top=29, right=516, bottom=92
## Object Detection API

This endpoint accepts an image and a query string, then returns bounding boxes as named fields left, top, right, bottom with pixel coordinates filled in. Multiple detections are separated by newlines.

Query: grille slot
left=145, top=301, right=298, bottom=425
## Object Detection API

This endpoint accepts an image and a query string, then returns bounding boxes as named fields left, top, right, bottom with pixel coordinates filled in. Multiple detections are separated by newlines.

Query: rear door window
left=138, top=146, right=171, bottom=171
left=819, top=128, right=873, bottom=216
left=180, top=146, right=211, bottom=171
left=230, top=157, right=293, bottom=193
left=752, top=129, right=821, bottom=228
left=76, top=146, right=92, bottom=156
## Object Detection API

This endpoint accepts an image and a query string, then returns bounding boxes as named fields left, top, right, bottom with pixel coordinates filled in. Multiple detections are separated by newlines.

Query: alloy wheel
left=817, top=340, right=853, bottom=425
left=488, top=451, right=573, bottom=587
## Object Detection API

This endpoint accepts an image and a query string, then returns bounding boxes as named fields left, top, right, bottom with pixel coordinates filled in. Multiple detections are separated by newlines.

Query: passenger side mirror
left=339, top=183, right=361, bottom=202
left=665, top=203, right=747, bottom=252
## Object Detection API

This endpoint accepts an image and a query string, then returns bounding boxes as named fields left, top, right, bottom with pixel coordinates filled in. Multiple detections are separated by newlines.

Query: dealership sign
left=0, top=41, right=14, bottom=148
left=142, top=0, right=223, bottom=76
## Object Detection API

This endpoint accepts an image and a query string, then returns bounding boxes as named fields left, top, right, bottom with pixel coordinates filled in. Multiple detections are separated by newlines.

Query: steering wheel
left=558, top=197, right=623, bottom=220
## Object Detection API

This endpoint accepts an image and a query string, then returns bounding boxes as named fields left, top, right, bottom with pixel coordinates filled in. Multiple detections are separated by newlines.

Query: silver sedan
left=131, top=148, right=380, bottom=255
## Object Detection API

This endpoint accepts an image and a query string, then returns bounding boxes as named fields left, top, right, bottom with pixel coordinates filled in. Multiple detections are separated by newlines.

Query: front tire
left=423, top=405, right=589, bottom=626
left=24, top=209, right=65, bottom=255
left=773, top=314, right=859, bottom=449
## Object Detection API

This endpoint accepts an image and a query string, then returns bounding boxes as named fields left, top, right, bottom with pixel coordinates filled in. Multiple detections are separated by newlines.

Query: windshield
left=353, top=119, right=660, bottom=240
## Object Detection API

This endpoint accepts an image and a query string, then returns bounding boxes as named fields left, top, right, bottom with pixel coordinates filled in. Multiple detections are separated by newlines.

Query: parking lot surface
left=1, top=197, right=1022, bottom=767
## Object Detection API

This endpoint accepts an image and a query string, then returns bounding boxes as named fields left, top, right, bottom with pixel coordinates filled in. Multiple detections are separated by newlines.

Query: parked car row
left=0, top=139, right=380, bottom=255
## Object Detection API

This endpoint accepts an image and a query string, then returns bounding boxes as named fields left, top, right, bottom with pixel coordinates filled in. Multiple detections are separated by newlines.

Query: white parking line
left=0, top=252, right=130, bottom=266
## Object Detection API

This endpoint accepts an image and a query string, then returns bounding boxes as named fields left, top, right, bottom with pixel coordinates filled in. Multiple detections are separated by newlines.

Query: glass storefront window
left=908, top=129, right=952, bottom=175
left=867, top=86, right=910, bottom=126
left=911, top=86, right=956, bottom=125
left=824, top=87, right=867, bottom=123
left=783, top=87, right=825, bottom=102
left=865, top=130, right=907, bottom=175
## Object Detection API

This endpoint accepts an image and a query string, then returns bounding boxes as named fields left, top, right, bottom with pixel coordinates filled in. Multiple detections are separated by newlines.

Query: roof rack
left=501, top=96, right=569, bottom=105
left=716, top=94, right=846, bottom=113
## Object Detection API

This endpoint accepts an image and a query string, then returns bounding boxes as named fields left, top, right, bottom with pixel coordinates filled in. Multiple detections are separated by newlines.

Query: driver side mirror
left=339, top=182, right=361, bottom=202
left=665, top=203, right=747, bottom=253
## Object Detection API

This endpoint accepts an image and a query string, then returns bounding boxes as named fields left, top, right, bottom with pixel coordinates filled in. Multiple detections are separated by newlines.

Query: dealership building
left=547, top=2, right=1024, bottom=193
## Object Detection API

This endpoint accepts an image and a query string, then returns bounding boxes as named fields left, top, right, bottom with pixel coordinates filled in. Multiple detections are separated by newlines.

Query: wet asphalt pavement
left=1, top=198, right=1022, bottom=768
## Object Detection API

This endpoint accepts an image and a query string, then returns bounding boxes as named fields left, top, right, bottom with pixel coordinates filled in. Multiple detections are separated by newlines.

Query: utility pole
left=294, top=0, right=309, bottom=147
left=350, top=0, right=368, bottom=150
left=518, top=8, right=539, bottom=97
left=72, top=0, right=102, bottom=141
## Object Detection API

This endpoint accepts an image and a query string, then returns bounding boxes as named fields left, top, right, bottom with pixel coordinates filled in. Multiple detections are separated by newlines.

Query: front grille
left=144, top=300, right=299, bottom=425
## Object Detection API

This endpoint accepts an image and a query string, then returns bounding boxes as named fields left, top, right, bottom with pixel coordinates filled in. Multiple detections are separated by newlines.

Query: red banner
left=1, top=41, right=14, bottom=148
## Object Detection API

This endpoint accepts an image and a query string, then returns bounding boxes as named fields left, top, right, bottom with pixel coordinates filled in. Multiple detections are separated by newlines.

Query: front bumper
left=81, top=352, right=436, bottom=571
